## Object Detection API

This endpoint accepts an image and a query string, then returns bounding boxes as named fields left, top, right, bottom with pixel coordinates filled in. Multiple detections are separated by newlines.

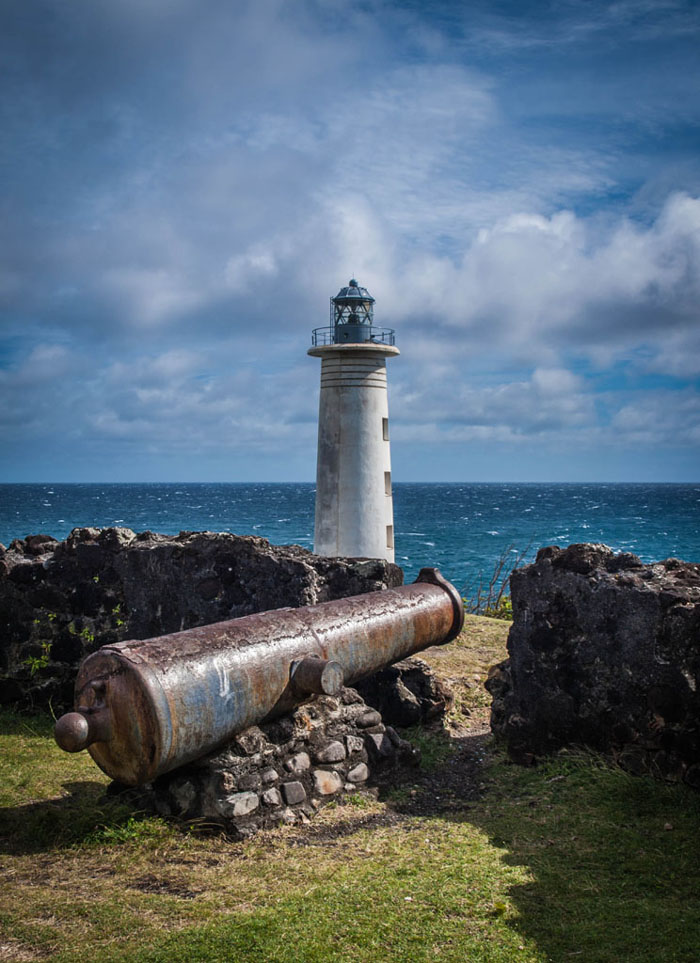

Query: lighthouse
left=309, top=279, right=399, bottom=561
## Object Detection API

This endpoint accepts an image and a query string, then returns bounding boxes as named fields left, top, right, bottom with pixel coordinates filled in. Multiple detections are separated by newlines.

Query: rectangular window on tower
left=386, top=525, right=394, bottom=550
left=384, top=471, right=392, bottom=496
left=382, top=418, right=389, bottom=441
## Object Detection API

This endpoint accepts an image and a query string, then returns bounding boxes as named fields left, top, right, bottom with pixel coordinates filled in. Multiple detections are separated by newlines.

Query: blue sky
left=1, top=0, right=699, bottom=482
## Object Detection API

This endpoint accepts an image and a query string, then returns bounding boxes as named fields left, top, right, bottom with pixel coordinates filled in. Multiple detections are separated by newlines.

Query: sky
left=1, top=0, right=699, bottom=483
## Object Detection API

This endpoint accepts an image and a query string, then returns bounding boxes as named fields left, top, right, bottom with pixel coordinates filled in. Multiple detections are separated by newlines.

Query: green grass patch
left=0, top=707, right=156, bottom=852
left=400, top=724, right=455, bottom=770
left=471, top=749, right=700, bottom=963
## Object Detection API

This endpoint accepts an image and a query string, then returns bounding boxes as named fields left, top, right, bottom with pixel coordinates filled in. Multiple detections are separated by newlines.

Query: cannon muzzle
left=54, top=567, right=463, bottom=785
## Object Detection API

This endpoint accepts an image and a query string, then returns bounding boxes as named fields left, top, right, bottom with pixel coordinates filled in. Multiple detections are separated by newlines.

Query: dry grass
left=420, top=613, right=509, bottom=729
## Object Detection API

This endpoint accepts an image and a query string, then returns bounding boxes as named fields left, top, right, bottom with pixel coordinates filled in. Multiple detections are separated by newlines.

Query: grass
left=1, top=616, right=699, bottom=962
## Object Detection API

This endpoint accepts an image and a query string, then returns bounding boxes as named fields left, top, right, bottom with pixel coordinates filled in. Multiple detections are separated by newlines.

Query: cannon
left=54, top=568, right=463, bottom=786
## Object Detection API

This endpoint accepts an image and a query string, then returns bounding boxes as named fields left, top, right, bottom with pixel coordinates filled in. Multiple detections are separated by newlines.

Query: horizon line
left=0, top=480, right=697, bottom=486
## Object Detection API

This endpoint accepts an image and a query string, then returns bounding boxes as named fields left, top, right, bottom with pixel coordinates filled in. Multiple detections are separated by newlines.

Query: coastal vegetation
left=2, top=616, right=699, bottom=963
left=461, top=542, right=532, bottom=620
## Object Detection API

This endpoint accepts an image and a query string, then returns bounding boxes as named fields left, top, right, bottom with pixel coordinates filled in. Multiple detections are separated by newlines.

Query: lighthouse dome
left=333, top=279, right=375, bottom=303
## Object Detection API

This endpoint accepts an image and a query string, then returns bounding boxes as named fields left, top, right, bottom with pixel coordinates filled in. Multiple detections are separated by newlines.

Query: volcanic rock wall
left=487, top=543, right=700, bottom=787
left=0, top=527, right=402, bottom=710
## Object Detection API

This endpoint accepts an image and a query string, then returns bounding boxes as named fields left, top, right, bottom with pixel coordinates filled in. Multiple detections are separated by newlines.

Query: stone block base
left=123, top=687, right=417, bottom=838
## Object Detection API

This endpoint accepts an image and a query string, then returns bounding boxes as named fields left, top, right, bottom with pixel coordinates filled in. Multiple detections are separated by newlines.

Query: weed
left=483, top=595, right=513, bottom=621
left=384, top=786, right=413, bottom=805
left=22, top=641, right=52, bottom=676
left=400, top=726, right=454, bottom=770
left=342, top=792, right=374, bottom=809
left=84, top=814, right=175, bottom=846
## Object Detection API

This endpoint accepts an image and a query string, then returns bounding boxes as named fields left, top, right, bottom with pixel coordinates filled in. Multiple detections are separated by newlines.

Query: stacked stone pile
left=487, top=543, right=700, bottom=787
left=0, top=527, right=402, bottom=709
left=131, top=686, right=417, bottom=838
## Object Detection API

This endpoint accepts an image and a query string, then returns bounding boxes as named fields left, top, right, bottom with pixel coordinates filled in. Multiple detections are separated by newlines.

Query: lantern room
left=311, top=278, right=395, bottom=346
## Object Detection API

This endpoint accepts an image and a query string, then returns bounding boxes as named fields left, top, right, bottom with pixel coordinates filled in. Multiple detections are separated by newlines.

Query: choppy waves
left=1, top=481, right=698, bottom=587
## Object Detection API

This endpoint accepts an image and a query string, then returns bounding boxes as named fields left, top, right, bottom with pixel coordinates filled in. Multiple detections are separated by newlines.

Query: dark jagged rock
left=0, top=527, right=403, bottom=710
left=354, top=656, right=453, bottom=727
left=486, top=543, right=700, bottom=786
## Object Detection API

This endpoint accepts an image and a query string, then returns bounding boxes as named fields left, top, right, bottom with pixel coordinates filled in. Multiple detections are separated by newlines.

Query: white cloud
left=531, top=367, right=582, bottom=395
left=339, top=192, right=700, bottom=373
left=611, top=390, right=700, bottom=446
left=225, top=246, right=278, bottom=293
left=101, top=267, right=206, bottom=326
left=391, top=364, right=595, bottom=437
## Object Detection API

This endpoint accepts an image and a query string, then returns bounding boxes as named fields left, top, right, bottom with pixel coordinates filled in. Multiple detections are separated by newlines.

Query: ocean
left=0, top=482, right=698, bottom=592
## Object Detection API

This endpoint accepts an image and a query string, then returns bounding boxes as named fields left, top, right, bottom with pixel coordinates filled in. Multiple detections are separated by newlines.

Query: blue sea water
left=0, top=482, right=698, bottom=591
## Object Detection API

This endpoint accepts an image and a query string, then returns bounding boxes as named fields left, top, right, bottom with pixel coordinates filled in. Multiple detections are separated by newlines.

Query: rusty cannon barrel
left=54, top=567, right=463, bottom=786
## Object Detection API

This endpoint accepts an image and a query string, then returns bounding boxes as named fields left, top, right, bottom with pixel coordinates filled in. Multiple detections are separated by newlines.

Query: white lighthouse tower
left=309, top=279, right=399, bottom=561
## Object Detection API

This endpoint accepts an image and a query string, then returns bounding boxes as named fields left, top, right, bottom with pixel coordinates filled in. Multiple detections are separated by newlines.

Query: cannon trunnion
left=54, top=568, right=463, bottom=786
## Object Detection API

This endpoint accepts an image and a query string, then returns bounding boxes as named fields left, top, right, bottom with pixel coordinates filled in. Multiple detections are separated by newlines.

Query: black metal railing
left=311, top=326, right=395, bottom=347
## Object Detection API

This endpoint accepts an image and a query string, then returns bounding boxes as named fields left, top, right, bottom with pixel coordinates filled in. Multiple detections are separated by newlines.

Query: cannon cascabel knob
left=54, top=708, right=112, bottom=753
left=54, top=712, right=91, bottom=752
